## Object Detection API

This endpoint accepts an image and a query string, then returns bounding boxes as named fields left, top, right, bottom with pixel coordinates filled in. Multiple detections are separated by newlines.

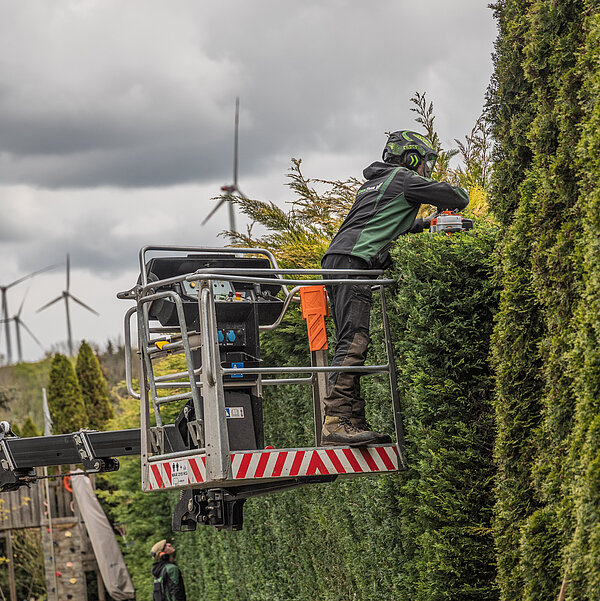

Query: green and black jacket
left=324, top=162, right=469, bottom=268
left=152, top=558, right=186, bottom=601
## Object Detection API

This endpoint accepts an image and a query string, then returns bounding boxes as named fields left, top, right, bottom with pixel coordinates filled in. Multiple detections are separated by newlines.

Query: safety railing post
left=199, top=280, right=231, bottom=482
left=311, top=349, right=328, bottom=446
left=379, top=285, right=407, bottom=469
left=139, top=350, right=152, bottom=491
left=299, top=285, right=330, bottom=446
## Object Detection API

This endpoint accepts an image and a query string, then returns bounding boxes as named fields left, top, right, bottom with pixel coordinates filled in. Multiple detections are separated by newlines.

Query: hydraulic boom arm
left=0, top=423, right=141, bottom=491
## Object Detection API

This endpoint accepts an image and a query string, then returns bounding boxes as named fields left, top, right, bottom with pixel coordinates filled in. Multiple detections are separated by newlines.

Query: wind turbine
left=0, top=285, right=44, bottom=363
left=1, top=264, right=57, bottom=364
left=37, top=254, right=99, bottom=357
left=202, top=97, right=247, bottom=236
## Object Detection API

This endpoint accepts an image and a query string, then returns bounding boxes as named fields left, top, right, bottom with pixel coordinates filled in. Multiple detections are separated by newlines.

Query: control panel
left=145, top=255, right=284, bottom=329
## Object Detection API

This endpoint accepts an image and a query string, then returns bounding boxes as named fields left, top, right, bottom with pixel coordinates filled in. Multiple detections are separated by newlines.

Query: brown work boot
left=322, top=416, right=379, bottom=447
left=350, top=418, right=392, bottom=444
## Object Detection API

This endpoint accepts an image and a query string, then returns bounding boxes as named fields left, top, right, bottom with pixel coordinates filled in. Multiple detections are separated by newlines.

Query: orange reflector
left=299, top=285, right=329, bottom=351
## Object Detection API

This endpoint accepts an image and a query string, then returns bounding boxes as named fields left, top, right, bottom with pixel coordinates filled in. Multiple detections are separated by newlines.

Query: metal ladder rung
left=155, top=368, right=202, bottom=383
left=156, top=382, right=203, bottom=390
left=155, top=392, right=195, bottom=405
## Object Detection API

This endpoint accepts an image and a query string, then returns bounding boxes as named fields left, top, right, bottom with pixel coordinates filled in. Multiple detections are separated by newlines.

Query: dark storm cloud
left=0, top=1, right=498, bottom=361
left=0, top=0, right=496, bottom=189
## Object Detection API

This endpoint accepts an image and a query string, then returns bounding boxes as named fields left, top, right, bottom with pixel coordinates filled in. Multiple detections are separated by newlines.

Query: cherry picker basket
left=118, top=246, right=406, bottom=530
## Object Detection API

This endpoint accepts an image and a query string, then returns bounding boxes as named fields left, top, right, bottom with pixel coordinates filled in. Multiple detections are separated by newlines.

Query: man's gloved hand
left=410, top=212, right=438, bottom=233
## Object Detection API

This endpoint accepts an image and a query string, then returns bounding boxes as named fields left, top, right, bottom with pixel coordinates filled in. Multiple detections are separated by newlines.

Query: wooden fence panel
left=0, top=473, right=76, bottom=531
left=0, top=485, right=42, bottom=531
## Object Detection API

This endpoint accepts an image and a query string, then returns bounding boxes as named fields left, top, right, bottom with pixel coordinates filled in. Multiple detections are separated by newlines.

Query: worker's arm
left=404, top=171, right=469, bottom=211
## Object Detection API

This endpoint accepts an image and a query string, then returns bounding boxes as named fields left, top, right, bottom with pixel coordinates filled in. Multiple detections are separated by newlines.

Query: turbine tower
left=37, top=254, right=99, bottom=356
left=1, top=264, right=56, bottom=364
left=202, top=97, right=247, bottom=237
left=0, top=286, right=44, bottom=363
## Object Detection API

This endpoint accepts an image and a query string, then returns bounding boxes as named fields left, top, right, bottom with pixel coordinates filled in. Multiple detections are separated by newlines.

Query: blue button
left=217, top=330, right=224, bottom=343
left=226, top=330, right=236, bottom=342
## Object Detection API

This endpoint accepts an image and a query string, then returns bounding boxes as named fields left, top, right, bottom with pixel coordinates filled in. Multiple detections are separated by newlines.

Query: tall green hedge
left=20, top=416, right=41, bottom=437
left=126, top=227, right=498, bottom=601
left=488, top=1, right=600, bottom=599
left=76, top=341, right=114, bottom=430
left=46, top=353, right=88, bottom=434
left=564, top=10, right=600, bottom=599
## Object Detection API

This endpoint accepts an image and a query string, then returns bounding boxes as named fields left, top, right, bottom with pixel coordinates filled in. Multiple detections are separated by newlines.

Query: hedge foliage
left=76, top=340, right=114, bottom=430
left=488, top=1, right=600, bottom=599
left=46, top=353, right=88, bottom=434
left=20, top=415, right=41, bottom=437
left=104, top=226, right=499, bottom=601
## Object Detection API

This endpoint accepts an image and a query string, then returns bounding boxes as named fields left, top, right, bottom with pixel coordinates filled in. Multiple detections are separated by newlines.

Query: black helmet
left=382, top=130, right=438, bottom=177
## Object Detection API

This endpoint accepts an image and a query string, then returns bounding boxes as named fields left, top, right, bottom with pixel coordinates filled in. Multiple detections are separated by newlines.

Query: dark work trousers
left=321, top=253, right=373, bottom=419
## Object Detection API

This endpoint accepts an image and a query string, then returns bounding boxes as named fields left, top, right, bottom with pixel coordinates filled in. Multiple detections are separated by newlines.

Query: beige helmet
left=150, top=539, right=167, bottom=558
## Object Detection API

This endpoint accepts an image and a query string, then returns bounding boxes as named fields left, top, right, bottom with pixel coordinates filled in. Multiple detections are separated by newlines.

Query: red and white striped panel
left=147, top=445, right=399, bottom=491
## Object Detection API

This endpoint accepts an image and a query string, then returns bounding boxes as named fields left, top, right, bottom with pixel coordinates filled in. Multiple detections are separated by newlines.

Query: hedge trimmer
left=427, top=210, right=473, bottom=234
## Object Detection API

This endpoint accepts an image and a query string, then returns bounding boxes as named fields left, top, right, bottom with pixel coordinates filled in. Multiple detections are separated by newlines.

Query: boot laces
left=338, top=417, right=363, bottom=433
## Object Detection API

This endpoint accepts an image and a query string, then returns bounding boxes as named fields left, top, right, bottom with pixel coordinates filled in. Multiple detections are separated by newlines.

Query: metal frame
left=0, top=245, right=408, bottom=532
left=118, top=245, right=407, bottom=495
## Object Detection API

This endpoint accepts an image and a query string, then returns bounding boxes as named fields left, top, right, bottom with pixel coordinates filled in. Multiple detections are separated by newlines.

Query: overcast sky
left=0, top=0, right=497, bottom=364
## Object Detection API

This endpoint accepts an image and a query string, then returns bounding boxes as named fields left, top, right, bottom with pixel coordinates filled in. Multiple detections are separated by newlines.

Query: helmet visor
left=424, top=157, right=437, bottom=177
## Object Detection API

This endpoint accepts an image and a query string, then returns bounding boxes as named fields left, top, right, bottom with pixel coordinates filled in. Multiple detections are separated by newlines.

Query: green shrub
left=76, top=341, right=114, bottom=430
left=46, top=353, right=87, bottom=434
left=20, top=416, right=41, bottom=437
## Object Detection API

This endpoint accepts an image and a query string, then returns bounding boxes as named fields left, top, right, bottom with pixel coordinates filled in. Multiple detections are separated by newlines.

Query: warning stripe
left=150, top=464, right=164, bottom=489
left=289, top=450, right=306, bottom=477
left=375, top=446, right=397, bottom=470
left=254, top=451, right=272, bottom=478
left=147, top=446, right=398, bottom=489
left=358, top=448, right=379, bottom=471
left=188, top=457, right=204, bottom=484
left=235, top=453, right=253, bottom=479
left=272, top=451, right=289, bottom=477
left=325, top=449, right=347, bottom=473
left=163, top=462, right=172, bottom=485
left=306, top=451, right=329, bottom=476
left=342, top=448, right=364, bottom=472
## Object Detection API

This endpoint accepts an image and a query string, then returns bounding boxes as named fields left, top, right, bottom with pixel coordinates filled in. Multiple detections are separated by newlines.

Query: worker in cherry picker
left=321, top=130, right=469, bottom=446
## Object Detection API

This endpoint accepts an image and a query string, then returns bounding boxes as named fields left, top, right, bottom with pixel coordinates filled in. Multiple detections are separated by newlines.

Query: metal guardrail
left=120, top=246, right=406, bottom=484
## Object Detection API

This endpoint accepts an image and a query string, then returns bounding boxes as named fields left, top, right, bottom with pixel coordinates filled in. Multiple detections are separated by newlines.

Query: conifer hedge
left=20, top=416, right=41, bottom=437
left=46, top=353, right=88, bottom=434
left=488, top=1, right=600, bottom=599
left=127, top=227, right=499, bottom=601
left=76, top=341, right=114, bottom=430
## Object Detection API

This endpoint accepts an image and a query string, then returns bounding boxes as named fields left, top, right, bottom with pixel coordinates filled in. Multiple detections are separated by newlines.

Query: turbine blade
left=66, top=254, right=70, bottom=292
left=16, top=280, right=33, bottom=318
left=233, top=96, right=240, bottom=187
left=17, top=296, right=26, bottom=318
left=6, top=263, right=60, bottom=290
left=201, top=197, right=227, bottom=226
left=20, top=320, right=44, bottom=349
left=37, top=296, right=63, bottom=313
left=68, top=294, right=99, bottom=316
